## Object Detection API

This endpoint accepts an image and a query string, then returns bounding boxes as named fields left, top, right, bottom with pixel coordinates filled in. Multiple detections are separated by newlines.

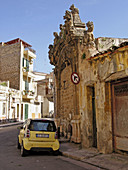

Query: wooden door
left=112, top=80, right=128, bottom=152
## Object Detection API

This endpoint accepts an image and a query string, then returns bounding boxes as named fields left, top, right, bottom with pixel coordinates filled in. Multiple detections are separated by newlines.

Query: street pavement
left=59, top=138, right=128, bottom=170
left=1, top=122, right=128, bottom=170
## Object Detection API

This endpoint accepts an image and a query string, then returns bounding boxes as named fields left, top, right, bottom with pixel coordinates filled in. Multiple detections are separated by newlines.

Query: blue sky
left=0, top=0, right=128, bottom=73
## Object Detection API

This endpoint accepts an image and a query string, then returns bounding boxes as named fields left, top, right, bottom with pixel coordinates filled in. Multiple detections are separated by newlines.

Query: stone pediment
left=48, top=4, right=96, bottom=67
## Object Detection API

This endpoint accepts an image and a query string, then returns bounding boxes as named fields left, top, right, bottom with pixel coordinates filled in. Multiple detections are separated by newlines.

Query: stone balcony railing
left=22, top=90, right=35, bottom=96
left=22, top=90, right=35, bottom=99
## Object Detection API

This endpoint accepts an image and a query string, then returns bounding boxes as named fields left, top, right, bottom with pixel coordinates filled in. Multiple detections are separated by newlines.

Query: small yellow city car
left=17, top=118, right=60, bottom=157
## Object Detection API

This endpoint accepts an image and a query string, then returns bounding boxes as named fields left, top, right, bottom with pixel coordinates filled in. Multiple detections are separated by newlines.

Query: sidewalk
left=0, top=121, right=23, bottom=128
left=59, top=138, right=128, bottom=170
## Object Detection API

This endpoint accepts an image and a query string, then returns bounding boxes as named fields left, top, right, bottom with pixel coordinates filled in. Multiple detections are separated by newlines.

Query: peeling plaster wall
left=78, top=43, right=128, bottom=153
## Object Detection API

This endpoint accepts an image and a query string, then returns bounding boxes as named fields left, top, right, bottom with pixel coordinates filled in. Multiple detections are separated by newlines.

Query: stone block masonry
left=0, top=43, right=21, bottom=90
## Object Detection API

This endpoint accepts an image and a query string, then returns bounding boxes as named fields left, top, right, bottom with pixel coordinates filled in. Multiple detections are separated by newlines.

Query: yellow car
left=17, top=118, right=60, bottom=157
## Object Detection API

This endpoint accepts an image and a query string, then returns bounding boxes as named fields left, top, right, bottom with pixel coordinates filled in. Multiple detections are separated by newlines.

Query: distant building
left=33, top=72, right=54, bottom=118
left=0, top=80, right=21, bottom=121
left=0, top=38, right=40, bottom=121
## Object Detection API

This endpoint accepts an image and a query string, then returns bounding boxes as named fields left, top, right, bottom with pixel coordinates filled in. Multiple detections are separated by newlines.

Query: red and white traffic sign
left=71, top=72, right=80, bottom=85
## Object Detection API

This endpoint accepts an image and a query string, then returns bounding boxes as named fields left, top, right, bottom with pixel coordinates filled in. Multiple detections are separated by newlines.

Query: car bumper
left=23, top=138, right=60, bottom=151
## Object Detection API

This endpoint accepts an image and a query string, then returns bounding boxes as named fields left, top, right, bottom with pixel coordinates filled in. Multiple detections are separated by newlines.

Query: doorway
left=25, top=104, right=28, bottom=120
left=17, top=104, right=19, bottom=121
left=92, top=87, right=97, bottom=148
left=21, top=104, right=23, bottom=120
left=41, top=102, right=43, bottom=118
left=112, top=79, right=128, bottom=152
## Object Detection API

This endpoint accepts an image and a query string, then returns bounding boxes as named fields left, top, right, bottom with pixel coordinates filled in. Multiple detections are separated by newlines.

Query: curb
left=60, top=151, right=109, bottom=170
left=61, top=151, right=85, bottom=161
left=0, top=122, right=23, bottom=128
left=59, top=139, right=70, bottom=143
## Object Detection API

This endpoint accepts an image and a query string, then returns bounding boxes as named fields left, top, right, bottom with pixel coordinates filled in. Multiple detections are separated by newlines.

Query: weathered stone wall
left=79, top=42, right=128, bottom=153
left=0, top=43, right=21, bottom=90
left=78, top=45, right=95, bottom=148
left=60, top=65, right=74, bottom=132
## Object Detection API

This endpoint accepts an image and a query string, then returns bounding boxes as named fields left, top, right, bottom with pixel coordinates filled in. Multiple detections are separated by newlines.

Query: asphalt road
left=0, top=125, right=99, bottom=170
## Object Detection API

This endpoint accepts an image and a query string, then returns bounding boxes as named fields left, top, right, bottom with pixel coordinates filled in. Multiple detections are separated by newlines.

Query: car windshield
left=29, top=120, right=56, bottom=132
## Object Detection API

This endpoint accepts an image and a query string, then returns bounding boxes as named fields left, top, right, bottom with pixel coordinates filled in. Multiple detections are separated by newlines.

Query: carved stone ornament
left=84, top=21, right=95, bottom=47
left=48, top=4, right=88, bottom=66
left=53, top=32, right=60, bottom=46
left=59, top=24, right=64, bottom=38
left=70, top=4, right=79, bottom=15
left=48, top=44, right=54, bottom=64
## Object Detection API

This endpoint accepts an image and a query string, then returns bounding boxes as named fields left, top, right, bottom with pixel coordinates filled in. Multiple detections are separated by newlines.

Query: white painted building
left=33, top=72, right=54, bottom=118
left=0, top=38, right=54, bottom=121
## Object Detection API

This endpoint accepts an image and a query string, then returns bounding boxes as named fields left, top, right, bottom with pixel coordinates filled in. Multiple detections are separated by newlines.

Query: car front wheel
left=21, top=142, right=28, bottom=157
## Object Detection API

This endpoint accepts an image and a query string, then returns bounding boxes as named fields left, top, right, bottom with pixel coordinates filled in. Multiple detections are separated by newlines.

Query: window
left=2, top=103, right=6, bottom=115
left=22, top=57, right=29, bottom=72
left=29, top=120, right=56, bottom=132
left=25, top=81, right=29, bottom=92
left=22, top=58, right=25, bottom=67
left=26, top=59, right=29, bottom=71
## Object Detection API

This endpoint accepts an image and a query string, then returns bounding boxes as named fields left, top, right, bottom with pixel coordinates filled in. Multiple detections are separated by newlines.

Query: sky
left=0, top=0, right=128, bottom=73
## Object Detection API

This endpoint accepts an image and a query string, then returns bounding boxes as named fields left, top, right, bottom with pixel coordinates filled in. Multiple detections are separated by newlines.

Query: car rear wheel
left=53, top=149, right=60, bottom=156
left=21, top=142, right=28, bottom=157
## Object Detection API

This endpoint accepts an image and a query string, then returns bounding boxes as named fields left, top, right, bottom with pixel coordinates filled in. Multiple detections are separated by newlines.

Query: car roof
left=29, top=118, right=55, bottom=121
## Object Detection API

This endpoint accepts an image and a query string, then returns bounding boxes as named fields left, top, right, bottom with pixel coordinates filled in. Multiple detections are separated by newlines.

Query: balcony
left=24, top=49, right=36, bottom=59
left=22, top=90, right=35, bottom=99
left=22, top=67, right=34, bottom=78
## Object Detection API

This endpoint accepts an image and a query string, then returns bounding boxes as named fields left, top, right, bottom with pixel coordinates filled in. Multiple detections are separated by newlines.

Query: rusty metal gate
left=112, top=80, right=128, bottom=152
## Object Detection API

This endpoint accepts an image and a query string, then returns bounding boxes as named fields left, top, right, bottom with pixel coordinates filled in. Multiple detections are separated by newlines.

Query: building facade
left=33, top=72, right=54, bottom=118
left=0, top=38, right=40, bottom=121
left=48, top=4, right=128, bottom=154
left=0, top=80, right=21, bottom=121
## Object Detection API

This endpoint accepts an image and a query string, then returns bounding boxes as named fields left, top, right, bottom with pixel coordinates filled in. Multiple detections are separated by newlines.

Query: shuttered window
left=25, top=81, right=29, bottom=92
left=26, top=59, right=29, bottom=71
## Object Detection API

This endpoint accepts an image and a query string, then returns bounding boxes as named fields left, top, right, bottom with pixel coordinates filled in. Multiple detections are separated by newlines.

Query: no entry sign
left=71, top=72, right=80, bottom=85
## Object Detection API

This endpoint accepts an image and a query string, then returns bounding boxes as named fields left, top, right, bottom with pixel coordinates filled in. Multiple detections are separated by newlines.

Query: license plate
left=36, top=134, right=49, bottom=138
